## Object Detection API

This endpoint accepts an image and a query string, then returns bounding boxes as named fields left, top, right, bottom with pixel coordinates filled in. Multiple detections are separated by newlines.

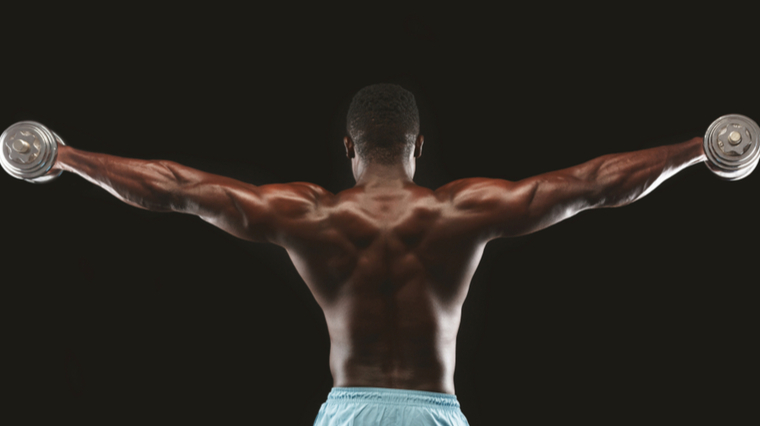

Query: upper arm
left=164, top=162, right=331, bottom=244
left=439, top=160, right=605, bottom=240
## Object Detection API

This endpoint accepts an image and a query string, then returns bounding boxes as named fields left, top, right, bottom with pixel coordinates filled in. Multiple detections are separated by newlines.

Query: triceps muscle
left=498, top=171, right=597, bottom=237
left=179, top=179, right=271, bottom=242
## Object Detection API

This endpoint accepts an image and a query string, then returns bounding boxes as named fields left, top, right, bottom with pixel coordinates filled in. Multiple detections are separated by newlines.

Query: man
left=49, top=83, right=706, bottom=426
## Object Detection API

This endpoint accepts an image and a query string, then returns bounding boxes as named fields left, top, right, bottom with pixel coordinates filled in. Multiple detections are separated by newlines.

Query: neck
left=353, top=160, right=415, bottom=188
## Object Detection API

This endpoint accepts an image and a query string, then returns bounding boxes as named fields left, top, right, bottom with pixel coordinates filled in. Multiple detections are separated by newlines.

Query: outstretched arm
left=54, top=145, right=331, bottom=244
left=439, top=137, right=706, bottom=240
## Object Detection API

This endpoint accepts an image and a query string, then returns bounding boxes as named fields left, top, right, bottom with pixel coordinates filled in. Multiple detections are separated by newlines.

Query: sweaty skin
left=52, top=134, right=706, bottom=395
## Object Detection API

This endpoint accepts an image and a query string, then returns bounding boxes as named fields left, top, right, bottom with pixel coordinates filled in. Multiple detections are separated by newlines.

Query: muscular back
left=280, top=183, right=489, bottom=395
left=53, top=136, right=704, bottom=396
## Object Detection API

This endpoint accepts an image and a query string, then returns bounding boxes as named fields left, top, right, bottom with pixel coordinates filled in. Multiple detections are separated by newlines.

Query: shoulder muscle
left=191, top=179, right=332, bottom=245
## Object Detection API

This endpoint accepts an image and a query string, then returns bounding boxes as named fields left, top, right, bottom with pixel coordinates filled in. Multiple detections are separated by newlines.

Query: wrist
left=689, top=137, right=707, bottom=163
left=53, top=143, right=72, bottom=172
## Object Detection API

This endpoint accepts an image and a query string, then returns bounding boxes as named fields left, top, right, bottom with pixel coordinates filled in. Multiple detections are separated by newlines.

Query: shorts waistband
left=326, top=387, right=461, bottom=408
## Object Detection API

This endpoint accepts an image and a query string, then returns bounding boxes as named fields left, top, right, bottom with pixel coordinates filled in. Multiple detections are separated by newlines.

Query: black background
left=2, top=4, right=758, bottom=426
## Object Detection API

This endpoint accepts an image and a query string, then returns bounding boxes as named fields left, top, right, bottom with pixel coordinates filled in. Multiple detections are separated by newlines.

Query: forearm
left=589, top=137, right=706, bottom=208
left=55, top=145, right=185, bottom=212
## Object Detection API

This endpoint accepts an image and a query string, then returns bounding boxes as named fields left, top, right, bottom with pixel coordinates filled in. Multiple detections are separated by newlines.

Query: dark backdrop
left=2, top=5, right=757, bottom=426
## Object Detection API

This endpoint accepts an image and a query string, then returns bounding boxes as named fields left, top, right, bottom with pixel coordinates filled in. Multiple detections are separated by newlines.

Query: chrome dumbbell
left=703, top=114, right=760, bottom=181
left=1, top=121, right=66, bottom=184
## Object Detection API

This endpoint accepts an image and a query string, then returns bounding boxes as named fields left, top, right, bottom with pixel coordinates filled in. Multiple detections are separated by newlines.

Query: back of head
left=347, top=83, right=420, bottom=164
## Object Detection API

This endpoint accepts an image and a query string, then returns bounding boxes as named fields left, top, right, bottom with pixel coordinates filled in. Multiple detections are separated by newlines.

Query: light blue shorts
left=313, top=387, right=469, bottom=426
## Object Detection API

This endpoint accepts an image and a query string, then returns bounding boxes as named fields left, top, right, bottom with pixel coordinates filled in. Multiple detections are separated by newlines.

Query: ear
left=344, top=136, right=355, bottom=159
left=414, top=134, right=424, bottom=158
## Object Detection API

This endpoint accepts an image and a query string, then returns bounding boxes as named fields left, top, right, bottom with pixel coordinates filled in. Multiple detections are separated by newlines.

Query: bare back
left=279, top=183, right=490, bottom=395
left=52, top=134, right=705, bottom=397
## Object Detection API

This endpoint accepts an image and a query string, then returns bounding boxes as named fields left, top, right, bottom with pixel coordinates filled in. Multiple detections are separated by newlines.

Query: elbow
left=585, top=151, right=672, bottom=209
left=153, top=160, right=190, bottom=185
left=592, top=175, right=648, bottom=208
left=143, top=160, right=188, bottom=212
left=589, top=176, right=633, bottom=209
left=586, top=158, right=631, bottom=209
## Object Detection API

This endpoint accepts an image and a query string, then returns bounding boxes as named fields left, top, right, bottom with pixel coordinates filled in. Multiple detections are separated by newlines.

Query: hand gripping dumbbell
left=702, top=114, right=760, bottom=181
left=0, top=121, right=66, bottom=183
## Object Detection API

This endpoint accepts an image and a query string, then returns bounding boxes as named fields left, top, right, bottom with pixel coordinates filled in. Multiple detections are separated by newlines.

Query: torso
left=277, top=182, right=492, bottom=395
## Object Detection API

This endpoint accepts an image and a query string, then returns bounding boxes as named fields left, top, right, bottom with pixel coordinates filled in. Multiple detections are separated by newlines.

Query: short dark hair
left=346, top=83, right=420, bottom=164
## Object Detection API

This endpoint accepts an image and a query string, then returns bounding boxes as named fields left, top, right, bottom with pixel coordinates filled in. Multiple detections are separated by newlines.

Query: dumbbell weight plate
left=28, top=132, right=66, bottom=184
left=0, top=121, right=66, bottom=184
left=703, top=114, right=760, bottom=181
